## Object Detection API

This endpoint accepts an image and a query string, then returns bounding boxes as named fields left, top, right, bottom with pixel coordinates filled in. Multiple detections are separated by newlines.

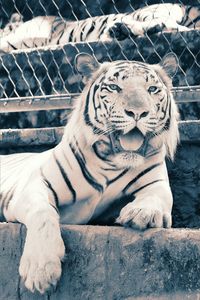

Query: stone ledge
left=1, top=223, right=200, bottom=299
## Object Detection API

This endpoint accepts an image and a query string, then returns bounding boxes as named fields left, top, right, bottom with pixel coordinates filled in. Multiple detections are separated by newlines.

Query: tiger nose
left=124, top=109, right=149, bottom=121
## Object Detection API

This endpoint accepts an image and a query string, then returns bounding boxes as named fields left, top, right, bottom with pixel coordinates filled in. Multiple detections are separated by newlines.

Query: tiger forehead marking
left=101, top=62, right=162, bottom=86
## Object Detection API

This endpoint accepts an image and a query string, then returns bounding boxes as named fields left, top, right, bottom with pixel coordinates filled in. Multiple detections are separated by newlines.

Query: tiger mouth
left=93, top=128, right=155, bottom=160
left=110, top=128, right=149, bottom=156
left=118, top=128, right=145, bottom=151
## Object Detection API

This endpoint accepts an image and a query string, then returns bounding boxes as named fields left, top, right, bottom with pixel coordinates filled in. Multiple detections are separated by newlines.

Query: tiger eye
left=108, top=84, right=121, bottom=92
left=148, top=86, right=159, bottom=94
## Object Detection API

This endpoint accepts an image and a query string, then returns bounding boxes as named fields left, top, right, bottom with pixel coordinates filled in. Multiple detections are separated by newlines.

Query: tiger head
left=74, top=53, right=179, bottom=168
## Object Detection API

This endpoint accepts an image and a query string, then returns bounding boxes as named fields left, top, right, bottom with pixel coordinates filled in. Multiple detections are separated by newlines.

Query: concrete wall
left=1, top=223, right=200, bottom=300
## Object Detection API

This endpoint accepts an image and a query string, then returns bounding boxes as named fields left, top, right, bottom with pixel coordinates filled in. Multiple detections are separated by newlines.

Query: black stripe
left=160, top=95, right=169, bottom=121
left=23, top=41, right=32, bottom=48
left=114, top=62, right=129, bottom=67
left=40, top=168, right=59, bottom=208
left=53, top=151, right=76, bottom=203
left=107, top=168, right=129, bottom=185
left=164, top=118, right=170, bottom=131
left=187, top=16, right=200, bottom=28
left=146, top=149, right=160, bottom=158
left=52, top=17, right=63, bottom=32
left=4, top=190, right=14, bottom=209
left=92, top=84, right=100, bottom=105
left=122, top=163, right=162, bottom=194
left=102, top=101, right=109, bottom=116
left=56, top=28, right=65, bottom=44
left=84, top=90, right=105, bottom=135
left=84, top=89, right=93, bottom=127
left=114, top=61, right=149, bottom=69
left=92, top=84, right=105, bottom=124
left=101, top=166, right=120, bottom=171
left=92, top=142, right=113, bottom=162
left=101, top=87, right=112, bottom=93
left=1, top=181, right=17, bottom=211
left=181, top=6, right=192, bottom=26
left=80, top=22, right=87, bottom=40
left=100, top=95, right=107, bottom=99
left=98, top=17, right=109, bottom=38
left=69, top=142, right=104, bottom=193
left=0, top=194, right=6, bottom=221
left=131, top=179, right=165, bottom=196
left=1, top=190, right=13, bottom=211
left=113, top=71, right=120, bottom=78
left=86, top=22, right=95, bottom=37
left=160, top=95, right=165, bottom=102
left=7, top=42, right=17, bottom=50
left=68, top=28, right=75, bottom=42
left=74, top=138, right=86, bottom=163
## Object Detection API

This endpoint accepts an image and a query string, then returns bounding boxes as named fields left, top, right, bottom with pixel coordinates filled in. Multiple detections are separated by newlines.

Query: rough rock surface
left=1, top=223, right=200, bottom=299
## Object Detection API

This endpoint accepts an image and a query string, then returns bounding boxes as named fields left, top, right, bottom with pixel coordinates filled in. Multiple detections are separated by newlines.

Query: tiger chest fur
left=38, top=132, right=166, bottom=225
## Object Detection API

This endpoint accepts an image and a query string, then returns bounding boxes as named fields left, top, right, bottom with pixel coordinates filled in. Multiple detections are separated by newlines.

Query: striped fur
left=0, top=54, right=179, bottom=293
left=0, top=3, right=199, bottom=52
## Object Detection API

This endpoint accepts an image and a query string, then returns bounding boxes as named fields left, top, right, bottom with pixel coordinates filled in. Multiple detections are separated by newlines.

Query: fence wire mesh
left=0, top=0, right=200, bottom=129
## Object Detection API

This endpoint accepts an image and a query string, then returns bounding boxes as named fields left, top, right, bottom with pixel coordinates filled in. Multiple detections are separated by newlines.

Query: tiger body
left=1, top=3, right=199, bottom=52
left=1, top=135, right=168, bottom=225
left=0, top=53, right=179, bottom=293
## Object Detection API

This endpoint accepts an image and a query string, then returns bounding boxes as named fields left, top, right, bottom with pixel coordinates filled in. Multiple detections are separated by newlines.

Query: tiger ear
left=75, top=53, right=100, bottom=81
left=159, top=53, right=178, bottom=78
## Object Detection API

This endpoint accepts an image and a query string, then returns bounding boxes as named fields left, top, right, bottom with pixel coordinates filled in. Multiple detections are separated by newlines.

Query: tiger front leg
left=117, top=180, right=173, bottom=230
left=11, top=183, right=65, bottom=294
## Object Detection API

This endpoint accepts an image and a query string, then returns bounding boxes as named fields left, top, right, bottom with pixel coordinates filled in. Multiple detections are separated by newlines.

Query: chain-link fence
left=0, top=0, right=200, bottom=134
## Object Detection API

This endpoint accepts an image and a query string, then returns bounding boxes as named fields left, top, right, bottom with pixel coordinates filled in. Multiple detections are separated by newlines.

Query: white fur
left=0, top=3, right=191, bottom=53
left=1, top=55, right=179, bottom=294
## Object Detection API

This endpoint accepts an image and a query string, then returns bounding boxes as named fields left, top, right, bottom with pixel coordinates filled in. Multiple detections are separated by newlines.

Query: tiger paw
left=145, top=23, right=165, bottom=35
left=108, top=22, right=133, bottom=40
left=19, top=233, right=65, bottom=294
left=116, top=198, right=172, bottom=230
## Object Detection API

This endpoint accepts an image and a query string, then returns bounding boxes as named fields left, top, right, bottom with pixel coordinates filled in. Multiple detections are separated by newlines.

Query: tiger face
left=75, top=53, right=179, bottom=168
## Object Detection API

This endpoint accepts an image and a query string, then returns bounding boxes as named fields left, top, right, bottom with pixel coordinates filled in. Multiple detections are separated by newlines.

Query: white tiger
left=0, top=3, right=199, bottom=52
left=0, top=53, right=179, bottom=293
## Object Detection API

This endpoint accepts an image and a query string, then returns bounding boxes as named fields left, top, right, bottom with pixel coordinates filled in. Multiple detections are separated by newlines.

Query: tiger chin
left=0, top=53, right=179, bottom=294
